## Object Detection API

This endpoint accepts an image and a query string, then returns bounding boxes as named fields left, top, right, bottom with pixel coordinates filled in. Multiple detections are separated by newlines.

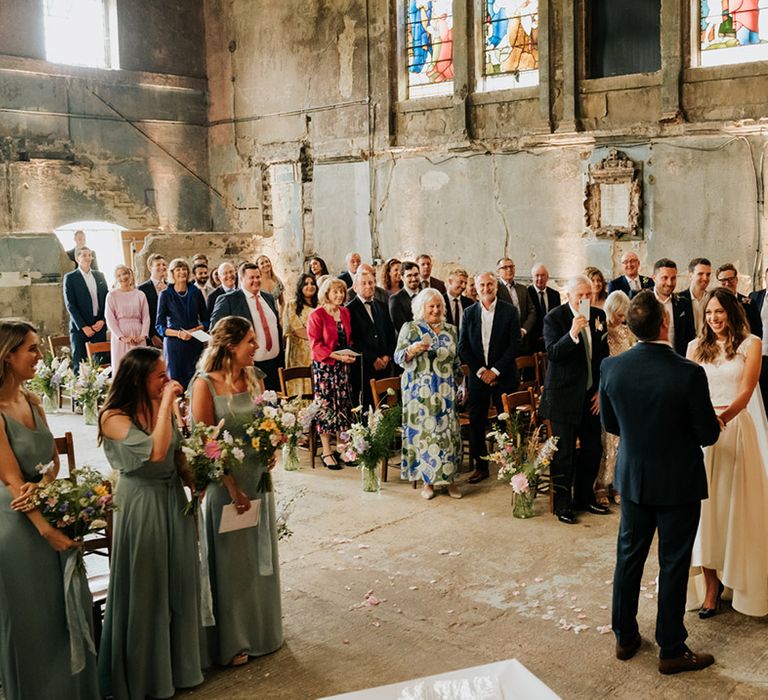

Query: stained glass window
left=483, top=0, right=539, bottom=88
left=406, top=1, right=454, bottom=98
left=699, top=1, right=768, bottom=66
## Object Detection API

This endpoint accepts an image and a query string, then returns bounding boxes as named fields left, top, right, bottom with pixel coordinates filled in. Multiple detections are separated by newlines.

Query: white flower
left=232, top=447, right=245, bottom=461
left=35, top=461, right=55, bottom=475
left=281, top=412, right=296, bottom=429
left=262, top=390, right=278, bottom=403
left=497, top=412, right=509, bottom=421
left=263, top=406, right=277, bottom=419
left=89, top=519, right=107, bottom=530
left=222, top=431, right=234, bottom=445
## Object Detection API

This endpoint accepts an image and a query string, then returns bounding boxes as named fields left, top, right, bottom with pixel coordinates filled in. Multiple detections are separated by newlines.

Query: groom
left=599, top=291, right=721, bottom=674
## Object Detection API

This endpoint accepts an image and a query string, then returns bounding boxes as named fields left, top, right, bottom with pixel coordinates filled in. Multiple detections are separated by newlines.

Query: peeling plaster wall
left=205, top=0, right=768, bottom=292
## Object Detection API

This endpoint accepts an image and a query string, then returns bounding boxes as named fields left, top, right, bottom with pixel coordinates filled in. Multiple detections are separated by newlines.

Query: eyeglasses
left=717, top=275, right=737, bottom=283
left=497, top=265, right=515, bottom=271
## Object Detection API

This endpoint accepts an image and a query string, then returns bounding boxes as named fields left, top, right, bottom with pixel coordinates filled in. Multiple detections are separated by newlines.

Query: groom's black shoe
left=556, top=509, right=577, bottom=525
left=616, top=633, right=642, bottom=661
left=586, top=502, right=611, bottom=515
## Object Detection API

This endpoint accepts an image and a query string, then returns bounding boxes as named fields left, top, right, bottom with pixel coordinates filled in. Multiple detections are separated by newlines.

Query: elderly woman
left=394, top=288, right=463, bottom=500
left=105, top=264, right=150, bottom=370
left=594, top=290, right=636, bottom=507
left=156, top=258, right=209, bottom=389
left=307, top=278, right=356, bottom=468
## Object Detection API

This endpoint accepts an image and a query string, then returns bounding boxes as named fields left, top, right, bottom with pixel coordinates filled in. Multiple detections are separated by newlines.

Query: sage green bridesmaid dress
left=194, top=374, right=283, bottom=666
left=0, top=400, right=99, bottom=700
left=98, top=424, right=204, bottom=699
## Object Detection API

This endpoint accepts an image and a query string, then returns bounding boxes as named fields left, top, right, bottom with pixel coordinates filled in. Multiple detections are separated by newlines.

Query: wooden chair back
left=54, top=432, right=76, bottom=480
left=515, top=354, right=540, bottom=393
left=278, top=366, right=313, bottom=400
left=370, top=376, right=401, bottom=408
left=86, top=341, right=111, bottom=368
left=48, top=335, right=70, bottom=358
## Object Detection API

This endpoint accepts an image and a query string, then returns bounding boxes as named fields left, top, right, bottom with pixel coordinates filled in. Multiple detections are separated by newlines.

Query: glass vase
left=512, top=490, right=535, bottom=519
left=42, top=392, right=59, bottom=415
left=282, top=442, right=301, bottom=472
left=361, top=464, right=380, bottom=493
left=83, top=401, right=98, bottom=427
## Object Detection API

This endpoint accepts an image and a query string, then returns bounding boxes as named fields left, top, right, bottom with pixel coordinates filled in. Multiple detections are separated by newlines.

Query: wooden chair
left=48, top=334, right=70, bottom=358
left=86, top=341, right=111, bottom=368
left=535, top=352, right=548, bottom=391
left=54, top=432, right=76, bottom=480
left=278, top=366, right=318, bottom=468
left=370, top=376, right=412, bottom=487
left=515, top=355, right=540, bottom=395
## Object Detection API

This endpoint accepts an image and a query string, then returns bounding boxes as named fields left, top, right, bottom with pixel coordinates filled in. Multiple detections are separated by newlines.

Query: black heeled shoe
left=698, top=581, right=724, bottom=619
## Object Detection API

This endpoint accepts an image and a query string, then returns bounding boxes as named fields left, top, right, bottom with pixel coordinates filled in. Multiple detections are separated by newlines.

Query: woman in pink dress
left=105, top=265, right=150, bottom=370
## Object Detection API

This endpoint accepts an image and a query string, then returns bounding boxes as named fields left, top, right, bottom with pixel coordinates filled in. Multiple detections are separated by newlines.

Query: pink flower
left=204, top=440, right=223, bottom=460
left=510, top=472, right=530, bottom=494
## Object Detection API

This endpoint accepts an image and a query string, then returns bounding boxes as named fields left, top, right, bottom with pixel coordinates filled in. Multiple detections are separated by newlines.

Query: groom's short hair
left=628, top=291, right=664, bottom=341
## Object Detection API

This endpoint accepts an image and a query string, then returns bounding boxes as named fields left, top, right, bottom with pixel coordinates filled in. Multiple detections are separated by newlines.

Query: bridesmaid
left=0, top=319, right=99, bottom=699
left=105, top=264, right=150, bottom=370
left=98, top=347, right=204, bottom=699
left=190, top=315, right=283, bottom=667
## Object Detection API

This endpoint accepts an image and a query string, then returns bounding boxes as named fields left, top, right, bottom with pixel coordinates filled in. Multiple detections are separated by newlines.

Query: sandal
left=447, top=484, right=462, bottom=499
left=421, top=485, right=435, bottom=500
left=322, top=453, right=342, bottom=470
left=229, top=652, right=249, bottom=666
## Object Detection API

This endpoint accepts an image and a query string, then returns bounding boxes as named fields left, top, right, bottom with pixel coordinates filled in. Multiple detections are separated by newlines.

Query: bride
left=687, top=288, right=768, bottom=618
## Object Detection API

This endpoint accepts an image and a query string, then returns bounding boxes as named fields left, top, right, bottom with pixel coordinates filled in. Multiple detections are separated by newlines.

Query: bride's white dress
left=688, top=335, right=768, bottom=617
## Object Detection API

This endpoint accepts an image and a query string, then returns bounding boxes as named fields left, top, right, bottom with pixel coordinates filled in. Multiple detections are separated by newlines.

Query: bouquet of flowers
left=279, top=397, right=322, bottom=471
left=28, top=352, right=74, bottom=408
left=242, top=390, right=292, bottom=462
left=487, top=413, right=558, bottom=518
left=180, top=419, right=246, bottom=515
left=67, top=359, right=112, bottom=424
left=341, top=401, right=402, bottom=492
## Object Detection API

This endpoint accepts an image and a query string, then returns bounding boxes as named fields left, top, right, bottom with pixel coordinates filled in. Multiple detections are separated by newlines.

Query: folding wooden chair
left=86, top=341, right=111, bottom=368
left=515, top=354, right=541, bottom=396
left=369, top=376, right=412, bottom=486
left=278, top=366, right=318, bottom=468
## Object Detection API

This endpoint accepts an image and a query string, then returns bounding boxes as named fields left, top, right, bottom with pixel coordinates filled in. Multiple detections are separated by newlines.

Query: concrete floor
left=46, top=412, right=768, bottom=700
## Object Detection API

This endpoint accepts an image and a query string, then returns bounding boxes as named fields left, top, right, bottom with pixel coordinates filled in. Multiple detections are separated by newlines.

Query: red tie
left=254, top=294, right=273, bottom=351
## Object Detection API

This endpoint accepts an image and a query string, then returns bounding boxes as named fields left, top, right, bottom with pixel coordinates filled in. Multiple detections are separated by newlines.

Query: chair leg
left=380, top=455, right=388, bottom=483
left=310, top=431, right=316, bottom=469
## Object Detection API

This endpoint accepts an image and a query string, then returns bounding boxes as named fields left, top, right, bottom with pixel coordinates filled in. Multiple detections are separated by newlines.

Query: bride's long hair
left=693, top=288, right=750, bottom=364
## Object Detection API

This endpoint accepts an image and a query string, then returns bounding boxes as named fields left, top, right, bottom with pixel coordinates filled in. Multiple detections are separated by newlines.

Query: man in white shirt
left=138, top=253, right=167, bottom=348
left=416, top=253, right=446, bottom=293
left=443, top=267, right=471, bottom=331
left=339, top=252, right=362, bottom=288
left=528, top=263, right=561, bottom=352
left=652, top=258, right=694, bottom=356
left=389, top=261, right=422, bottom=333
left=206, top=261, right=238, bottom=316
left=496, top=257, right=536, bottom=350
left=191, top=261, right=210, bottom=302
left=679, top=257, right=711, bottom=335
left=607, top=251, right=654, bottom=298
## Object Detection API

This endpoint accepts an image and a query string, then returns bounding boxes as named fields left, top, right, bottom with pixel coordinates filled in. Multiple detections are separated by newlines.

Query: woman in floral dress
left=283, top=274, right=318, bottom=396
left=395, top=288, right=463, bottom=500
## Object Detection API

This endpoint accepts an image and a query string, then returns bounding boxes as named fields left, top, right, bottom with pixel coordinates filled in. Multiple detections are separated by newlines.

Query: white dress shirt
left=626, top=275, right=641, bottom=292
left=479, top=300, right=500, bottom=376
left=194, top=282, right=209, bottom=302
left=761, top=295, right=768, bottom=356
left=689, top=287, right=707, bottom=335
left=245, top=291, right=279, bottom=362
left=654, top=290, right=675, bottom=350
left=79, top=268, right=99, bottom=315
left=567, top=304, right=592, bottom=356
left=446, top=292, right=462, bottom=331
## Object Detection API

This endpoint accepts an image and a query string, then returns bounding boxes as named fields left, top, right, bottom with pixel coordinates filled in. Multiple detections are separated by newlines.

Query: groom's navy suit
left=600, top=341, right=720, bottom=658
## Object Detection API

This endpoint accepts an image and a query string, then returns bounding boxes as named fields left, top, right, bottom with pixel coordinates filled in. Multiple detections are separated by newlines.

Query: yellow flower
left=251, top=437, right=260, bottom=449
left=262, top=419, right=277, bottom=432
left=94, top=485, right=108, bottom=497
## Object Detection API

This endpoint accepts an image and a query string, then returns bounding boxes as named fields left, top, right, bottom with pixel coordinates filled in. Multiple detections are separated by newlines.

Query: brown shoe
left=659, top=647, right=714, bottom=675
left=616, top=634, right=642, bottom=661
left=467, top=470, right=489, bottom=484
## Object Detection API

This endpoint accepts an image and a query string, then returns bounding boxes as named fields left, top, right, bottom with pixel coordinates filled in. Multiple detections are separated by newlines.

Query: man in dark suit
left=389, top=261, right=421, bottom=333
left=716, top=262, right=761, bottom=335
left=459, top=272, right=521, bottom=483
left=749, top=266, right=768, bottom=409
left=528, top=263, right=561, bottom=352
left=678, top=257, right=711, bottom=336
left=210, top=262, right=284, bottom=390
left=62, top=247, right=108, bottom=372
left=345, top=263, right=388, bottom=305
left=607, top=251, right=653, bottom=298
left=338, top=252, right=362, bottom=289
left=206, top=261, right=238, bottom=317
left=416, top=254, right=446, bottom=293
left=496, top=257, right=536, bottom=352
left=137, top=253, right=168, bottom=349
left=65, top=229, right=99, bottom=270
left=443, top=267, right=472, bottom=332
left=347, top=268, right=396, bottom=410
left=538, top=274, right=609, bottom=523
left=600, top=291, right=720, bottom=674
left=652, top=258, right=695, bottom=356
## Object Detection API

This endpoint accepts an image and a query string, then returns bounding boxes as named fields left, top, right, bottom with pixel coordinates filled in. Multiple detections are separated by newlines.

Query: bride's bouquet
left=180, top=420, right=246, bottom=515
left=242, top=390, right=296, bottom=463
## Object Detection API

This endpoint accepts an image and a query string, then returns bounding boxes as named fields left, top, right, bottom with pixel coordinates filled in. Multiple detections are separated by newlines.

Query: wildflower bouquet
left=67, top=360, right=112, bottom=424
left=279, top=398, right=321, bottom=471
left=487, top=413, right=558, bottom=518
left=180, top=419, right=245, bottom=515
left=242, top=390, right=292, bottom=463
left=28, top=353, right=74, bottom=409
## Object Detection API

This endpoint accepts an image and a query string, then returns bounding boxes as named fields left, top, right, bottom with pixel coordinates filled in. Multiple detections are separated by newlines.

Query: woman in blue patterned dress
left=395, top=288, right=463, bottom=500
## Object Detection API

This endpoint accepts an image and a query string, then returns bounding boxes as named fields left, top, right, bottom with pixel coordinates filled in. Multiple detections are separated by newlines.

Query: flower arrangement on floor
left=180, top=419, right=246, bottom=515
left=341, top=401, right=402, bottom=492
left=487, top=413, right=559, bottom=518
left=67, top=359, right=112, bottom=425
left=28, top=353, right=74, bottom=413
left=279, top=398, right=322, bottom=471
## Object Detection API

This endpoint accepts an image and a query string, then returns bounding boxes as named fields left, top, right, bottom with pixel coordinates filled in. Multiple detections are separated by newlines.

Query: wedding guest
left=307, top=278, right=356, bottom=469
left=380, top=257, right=403, bottom=297
left=138, top=253, right=168, bottom=349
left=607, top=251, right=653, bottom=298
left=465, top=275, right=479, bottom=303
left=528, top=263, right=561, bottom=352
left=679, top=258, right=712, bottom=336
left=496, top=257, right=536, bottom=353
left=306, top=256, right=329, bottom=278
left=156, top=258, right=209, bottom=390
left=416, top=253, right=446, bottom=293
left=339, top=252, right=362, bottom=288
left=105, top=265, right=150, bottom=371
left=97, top=347, right=203, bottom=698
left=346, top=263, right=389, bottom=305
left=652, top=258, right=695, bottom=356
left=748, top=264, right=768, bottom=409
left=585, top=266, right=608, bottom=309
left=395, top=289, right=463, bottom=499
left=459, top=272, right=521, bottom=483
left=687, top=288, right=768, bottom=618
left=389, top=261, right=421, bottom=333
left=594, top=291, right=636, bottom=508
left=207, top=261, right=238, bottom=316
left=257, top=254, right=285, bottom=312
left=191, top=261, right=210, bottom=303
left=716, top=262, right=761, bottom=335
left=0, top=319, right=99, bottom=699
left=283, top=273, right=318, bottom=396
left=190, top=317, right=283, bottom=666
left=210, top=266, right=221, bottom=289
left=443, top=267, right=472, bottom=332
left=539, top=275, right=609, bottom=524
left=65, top=229, right=99, bottom=270
left=63, top=247, right=109, bottom=372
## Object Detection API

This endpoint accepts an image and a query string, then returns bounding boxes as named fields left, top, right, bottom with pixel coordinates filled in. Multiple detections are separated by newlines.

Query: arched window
left=697, top=1, right=768, bottom=67
left=482, top=0, right=540, bottom=89
left=405, top=1, right=455, bottom=97
left=43, top=0, right=119, bottom=70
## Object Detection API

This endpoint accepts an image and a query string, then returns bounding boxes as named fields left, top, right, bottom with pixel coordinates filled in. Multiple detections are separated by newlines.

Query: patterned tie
left=254, top=294, right=273, bottom=351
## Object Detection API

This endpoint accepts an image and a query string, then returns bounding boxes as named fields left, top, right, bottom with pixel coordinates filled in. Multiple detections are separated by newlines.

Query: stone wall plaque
left=584, top=149, right=643, bottom=239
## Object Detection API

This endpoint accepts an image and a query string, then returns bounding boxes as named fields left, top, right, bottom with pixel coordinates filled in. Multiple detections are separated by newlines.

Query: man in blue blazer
left=62, top=247, right=108, bottom=372
left=600, top=290, right=720, bottom=674
left=459, top=272, right=521, bottom=483
left=137, top=253, right=167, bottom=349
left=607, top=251, right=654, bottom=298
left=210, top=262, right=283, bottom=390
